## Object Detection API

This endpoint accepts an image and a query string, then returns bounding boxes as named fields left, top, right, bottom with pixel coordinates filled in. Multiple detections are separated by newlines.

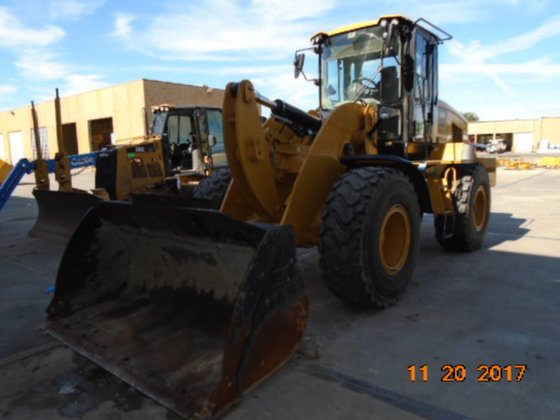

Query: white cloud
left=0, top=7, right=64, bottom=47
left=443, top=15, right=560, bottom=95
left=15, top=48, right=109, bottom=98
left=113, top=14, right=135, bottom=38
left=493, top=0, right=550, bottom=13
left=442, top=60, right=560, bottom=77
left=115, top=0, right=335, bottom=60
left=22, top=73, right=109, bottom=106
left=48, top=0, right=106, bottom=20
left=462, top=91, right=560, bottom=120
left=367, top=0, right=550, bottom=25
left=0, top=5, right=108, bottom=100
left=257, top=71, right=319, bottom=111
left=379, top=0, right=484, bottom=24
left=487, top=15, right=560, bottom=57
left=16, top=50, right=68, bottom=80
left=447, top=15, right=560, bottom=62
left=63, top=74, right=109, bottom=95
left=0, top=85, right=17, bottom=95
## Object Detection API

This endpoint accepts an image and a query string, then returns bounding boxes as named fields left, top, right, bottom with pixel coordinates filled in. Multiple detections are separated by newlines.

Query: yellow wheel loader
left=30, top=105, right=228, bottom=241
left=45, top=15, right=495, bottom=418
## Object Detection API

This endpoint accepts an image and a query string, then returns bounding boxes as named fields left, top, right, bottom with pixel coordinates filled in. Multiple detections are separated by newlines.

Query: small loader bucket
left=29, top=189, right=104, bottom=242
left=45, top=201, right=308, bottom=418
left=131, top=191, right=218, bottom=209
left=0, top=159, right=13, bottom=185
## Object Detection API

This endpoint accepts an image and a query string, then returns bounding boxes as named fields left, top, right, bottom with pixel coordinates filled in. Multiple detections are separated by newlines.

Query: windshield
left=150, top=112, right=167, bottom=135
left=207, top=110, right=225, bottom=154
left=167, top=114, right=194, bottom=146
left=321, top=26, right=401, bottom=109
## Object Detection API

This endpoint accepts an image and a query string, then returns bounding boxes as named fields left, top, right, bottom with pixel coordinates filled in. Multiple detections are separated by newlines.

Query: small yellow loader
left=29, top=104, right=228, bottom=241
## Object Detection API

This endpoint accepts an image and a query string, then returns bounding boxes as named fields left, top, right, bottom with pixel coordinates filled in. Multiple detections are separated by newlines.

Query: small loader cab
left=302, top=16, right=451, bottom=160
left=151, top=105, right=194, bottom=174
left=151, top=106, right=225, bottom=175
left=166, top=112, right=197, bottom=170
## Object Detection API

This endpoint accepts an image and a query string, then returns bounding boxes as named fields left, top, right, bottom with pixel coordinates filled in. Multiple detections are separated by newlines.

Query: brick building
left=468, top=117, right=560, bottom=153
left=0, top=79, right=224, bottom=163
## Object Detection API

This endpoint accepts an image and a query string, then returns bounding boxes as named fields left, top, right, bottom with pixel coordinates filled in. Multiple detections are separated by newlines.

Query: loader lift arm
left=221, top=80, right=382, bottom=246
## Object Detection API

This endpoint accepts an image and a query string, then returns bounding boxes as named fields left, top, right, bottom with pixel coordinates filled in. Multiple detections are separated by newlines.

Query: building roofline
left=142, top=78, right=225, bottom=92
left=0, top=79, right=224, bottom=114
left=469, top=116, right=560, bottom=124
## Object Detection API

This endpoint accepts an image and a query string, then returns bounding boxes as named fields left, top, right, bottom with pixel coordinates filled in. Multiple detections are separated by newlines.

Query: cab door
left=412, top=29, right=438, bottom=145
left=195, top=108, right=226, bottom=169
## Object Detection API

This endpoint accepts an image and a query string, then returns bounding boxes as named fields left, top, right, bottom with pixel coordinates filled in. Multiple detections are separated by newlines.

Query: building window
left=30, top=127, right=49, bottom=159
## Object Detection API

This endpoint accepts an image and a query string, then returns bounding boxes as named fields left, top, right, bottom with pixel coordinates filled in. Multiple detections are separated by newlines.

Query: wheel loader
left=29, top=104, right=228, bottom=241
left=45, top=15, right=495, bottom=418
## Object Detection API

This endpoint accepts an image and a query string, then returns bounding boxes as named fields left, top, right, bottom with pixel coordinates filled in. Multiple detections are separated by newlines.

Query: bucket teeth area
left=46, top=201, right=308, bottom=418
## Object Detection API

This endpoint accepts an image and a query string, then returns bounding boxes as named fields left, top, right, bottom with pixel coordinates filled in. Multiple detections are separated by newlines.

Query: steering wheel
left=353, top=77, right=379, bottom=90
left=347, top=77, right=379, bottom=100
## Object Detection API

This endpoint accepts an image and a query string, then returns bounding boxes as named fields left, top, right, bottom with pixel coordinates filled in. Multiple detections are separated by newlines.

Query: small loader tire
left=434, top=164, right=490, bottom=252
left=319, top=167, right=421, bottom=307
left=192, top=167, right=231, bottom=207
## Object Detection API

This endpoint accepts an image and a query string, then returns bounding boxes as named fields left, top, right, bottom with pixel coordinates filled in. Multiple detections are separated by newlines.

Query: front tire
left=319, top=167, right=421, bottom=307
left=192, top=167, right=231, bottom=208
left=434, top=164, right=491, bottom=251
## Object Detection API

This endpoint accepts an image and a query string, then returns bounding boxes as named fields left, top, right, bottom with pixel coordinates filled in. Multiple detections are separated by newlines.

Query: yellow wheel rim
left=379, top=205, right=411, bottom=276
left=473, top=185, right=488, bottom=232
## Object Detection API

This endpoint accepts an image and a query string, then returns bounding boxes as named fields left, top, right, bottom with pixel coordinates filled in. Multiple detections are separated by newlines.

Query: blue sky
left=1, top=0, right=559, bottom=121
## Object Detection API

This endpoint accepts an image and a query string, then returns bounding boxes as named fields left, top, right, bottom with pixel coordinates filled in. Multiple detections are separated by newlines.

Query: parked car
left=487, top=138, right=507, bottom=154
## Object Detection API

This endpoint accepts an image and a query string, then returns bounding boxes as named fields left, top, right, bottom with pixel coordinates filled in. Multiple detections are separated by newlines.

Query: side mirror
left=208, top=134, right=217, bottom=148
left=294, top=53, right=305, bottom=79
left=383, top=19, right=399, bottom=53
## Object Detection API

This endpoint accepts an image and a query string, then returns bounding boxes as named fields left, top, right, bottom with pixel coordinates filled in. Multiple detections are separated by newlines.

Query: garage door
left=8, top=131, right=25, bottom=164
left=513, top=132, right=534, bottom=153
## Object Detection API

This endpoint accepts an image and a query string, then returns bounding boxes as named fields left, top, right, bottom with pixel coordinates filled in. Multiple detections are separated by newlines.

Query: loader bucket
left=29, top=189, right=104, bottom=242
left=0, top=159, right=13, bottom=185
left=45, top=201, right=308, bottom=418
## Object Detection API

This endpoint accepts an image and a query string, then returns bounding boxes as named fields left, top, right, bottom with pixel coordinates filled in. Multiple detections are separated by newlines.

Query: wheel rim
left=473, top=185, right=488, bottom=232
left=379, top=205, right=411, bottom=275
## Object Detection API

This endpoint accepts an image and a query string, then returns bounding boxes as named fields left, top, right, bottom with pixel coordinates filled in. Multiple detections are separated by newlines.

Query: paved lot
left=0, top=167, right=559, bottom=419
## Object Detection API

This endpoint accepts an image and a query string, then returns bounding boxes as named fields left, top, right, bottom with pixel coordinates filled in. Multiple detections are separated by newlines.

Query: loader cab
left=307, top=16, right=451, bottom=160
left=151, top=106, right=225, bottom=175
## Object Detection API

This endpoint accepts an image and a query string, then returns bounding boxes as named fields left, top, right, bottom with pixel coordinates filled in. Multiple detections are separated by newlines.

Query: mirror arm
left=299, top=70, right=321, bottom=86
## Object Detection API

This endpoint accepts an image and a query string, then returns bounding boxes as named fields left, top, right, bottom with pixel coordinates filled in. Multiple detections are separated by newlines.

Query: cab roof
left=312, top=14, right=412, bottom=40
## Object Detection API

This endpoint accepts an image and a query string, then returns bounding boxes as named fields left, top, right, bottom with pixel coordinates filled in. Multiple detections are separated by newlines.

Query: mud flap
left=29, top=189, right=104, bottom=242
left=45, top=201, right=308, bottom=418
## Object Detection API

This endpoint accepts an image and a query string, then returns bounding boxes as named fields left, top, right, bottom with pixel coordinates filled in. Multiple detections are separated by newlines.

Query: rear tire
left=192, top=167, right=231, bottom=207
left=434, top=164, right=490, bottom=251
left=319, top=167, right=420, bottom=307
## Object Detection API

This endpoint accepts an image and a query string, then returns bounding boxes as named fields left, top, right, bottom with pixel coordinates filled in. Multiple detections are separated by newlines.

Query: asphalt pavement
left=1, top=166, right=559, bottom=419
